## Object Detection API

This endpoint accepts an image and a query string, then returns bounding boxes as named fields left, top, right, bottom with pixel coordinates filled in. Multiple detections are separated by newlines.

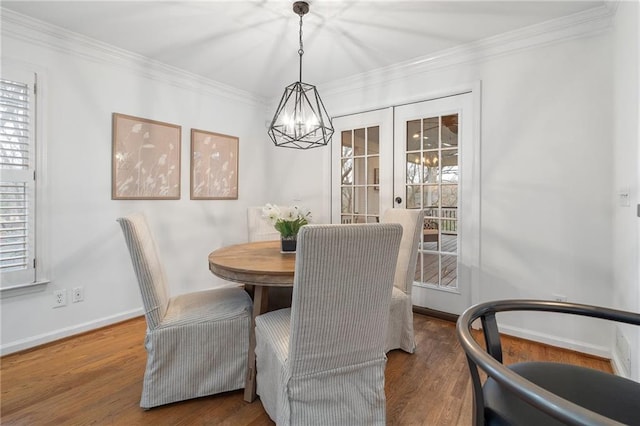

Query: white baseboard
left=499, top=324, right=611, bottom=360
left=0, top=308, right=144, bottom=356
left=611, top=349, right=632, bottom=378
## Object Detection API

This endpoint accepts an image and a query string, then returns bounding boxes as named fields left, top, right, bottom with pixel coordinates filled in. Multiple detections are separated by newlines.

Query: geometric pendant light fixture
left=267, top=1, right=334, bottom=149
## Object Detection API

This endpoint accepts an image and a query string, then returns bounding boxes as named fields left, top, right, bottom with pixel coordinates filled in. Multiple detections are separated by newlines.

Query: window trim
left=0, top=61, right=49, bottom=298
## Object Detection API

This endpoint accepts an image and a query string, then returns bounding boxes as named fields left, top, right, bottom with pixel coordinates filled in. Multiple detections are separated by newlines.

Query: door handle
left=395, top=197, right=402, bottom=204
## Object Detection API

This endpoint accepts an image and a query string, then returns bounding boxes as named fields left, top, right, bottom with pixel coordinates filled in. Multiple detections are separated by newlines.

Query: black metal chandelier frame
left=267, top=1, right=334, bottom=150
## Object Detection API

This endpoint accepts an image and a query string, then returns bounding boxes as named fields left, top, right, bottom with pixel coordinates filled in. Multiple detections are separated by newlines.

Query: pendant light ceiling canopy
left=267, top=1, right=334, bottom=150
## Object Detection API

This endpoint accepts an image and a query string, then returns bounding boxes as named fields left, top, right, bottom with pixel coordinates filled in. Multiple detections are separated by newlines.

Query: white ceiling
left=2, top=0, right=604, bottom=99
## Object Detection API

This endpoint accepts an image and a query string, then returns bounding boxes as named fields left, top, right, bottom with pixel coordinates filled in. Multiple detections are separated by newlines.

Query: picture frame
left=112, top=113, right=181, bottom=200
left=190, top=129, right=239, bottom=200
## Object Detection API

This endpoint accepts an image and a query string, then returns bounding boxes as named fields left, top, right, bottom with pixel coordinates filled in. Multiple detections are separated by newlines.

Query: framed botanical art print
left=112, top=113, right=181, bottom=199
left=190, top=129, right=239, bottom=200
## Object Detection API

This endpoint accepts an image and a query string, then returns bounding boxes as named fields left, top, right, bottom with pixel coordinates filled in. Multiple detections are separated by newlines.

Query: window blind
left=0, top=78, right=32, bottom=275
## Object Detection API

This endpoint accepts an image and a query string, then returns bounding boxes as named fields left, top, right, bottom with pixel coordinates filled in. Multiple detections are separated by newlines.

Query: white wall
left=612, top=0, right=640, bottom=380
left=271, top=8, right=625, bottom=359
left=474, top=33, right=613, bottom=353
left=0, top=13, right=271, bottom=354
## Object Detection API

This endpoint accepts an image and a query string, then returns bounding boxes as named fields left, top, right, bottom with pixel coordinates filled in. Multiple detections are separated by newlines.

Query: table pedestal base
left=244, top=286, right=269, bottom=402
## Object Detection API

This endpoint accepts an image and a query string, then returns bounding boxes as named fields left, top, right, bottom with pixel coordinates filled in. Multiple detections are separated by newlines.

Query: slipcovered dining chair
left=247, top=205, right=291, bottom=310
left=255, top=223, right=403, bottom=425
left=117, top=213, right=252, bottom=409
left=381, top=208, right=423, bottom=353
left=247, top=206, right=280, bottom=242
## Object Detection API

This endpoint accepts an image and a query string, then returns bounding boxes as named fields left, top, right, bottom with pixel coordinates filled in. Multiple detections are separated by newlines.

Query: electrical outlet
left=53, top=289, right=67, bottom=308
left=72, top=286, right=84, bottom=303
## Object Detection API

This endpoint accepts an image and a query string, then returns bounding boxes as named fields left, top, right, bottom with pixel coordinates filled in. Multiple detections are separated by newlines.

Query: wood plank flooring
left=0, top=314, right=612, bottom=425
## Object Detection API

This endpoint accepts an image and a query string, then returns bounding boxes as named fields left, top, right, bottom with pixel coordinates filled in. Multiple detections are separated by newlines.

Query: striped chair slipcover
left=117, top=213, right=252, bottom=409
left=381, top=208, right=423, bottom=353
left=255, top=223, right=402, bottom=425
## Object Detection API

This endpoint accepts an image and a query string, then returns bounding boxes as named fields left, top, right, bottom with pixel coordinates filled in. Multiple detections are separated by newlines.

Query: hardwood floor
left=0, top=314, right=612, bottom=425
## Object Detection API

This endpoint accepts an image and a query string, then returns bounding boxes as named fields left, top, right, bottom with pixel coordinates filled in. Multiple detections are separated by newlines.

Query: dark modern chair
left=456, top=299, right=640, bottom=426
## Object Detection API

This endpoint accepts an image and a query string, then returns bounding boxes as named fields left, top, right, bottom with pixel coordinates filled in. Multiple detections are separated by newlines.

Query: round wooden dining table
left=208, top=240, right=295, bottom=286
left=208, top=240, right=295, bottom=402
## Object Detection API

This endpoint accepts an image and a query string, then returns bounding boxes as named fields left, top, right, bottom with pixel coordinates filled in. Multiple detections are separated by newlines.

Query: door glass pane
left=442, top=114, right=458, bottom=148
left=423, top=218, right=439, bottom=251
left=367, top=157, right=378, bottom=186
left=367, top=186, right=379, bottom=215
left=354, top=157, right=365, bottom=185
left=423, top=117, right=439, bottom=150
left=406, top=153, right=422, bottom=184
left=418, top=252, right=440, bottom=285
left=341, top=187, right=353, bottom=213
left=354, top=128, right=365, bottom=155
left=341, top=158, right=353, bottom=184
left=367, top=126, right=379, bottom=154
left=406, top=185, right=420, bottom=209
left=441, top=254, right=457, bottom=287
left=441, top=232, right=457, bottom=254
left=406, top=120, right=421, bottom=152
left=423, top=185, right=439, bottom=208
left=341, top=131, right=352, bottom=156
left=442, top=149, right=458, bottom=183
left=424, top=151, right=438, bottom=183
left=442, top=185, right=457, bottom=208
left=354, top=186, right=366, bottom=215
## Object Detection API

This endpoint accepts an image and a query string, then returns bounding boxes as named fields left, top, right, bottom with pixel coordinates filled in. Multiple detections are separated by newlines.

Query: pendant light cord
left=298, top=14, right=304, bottom=82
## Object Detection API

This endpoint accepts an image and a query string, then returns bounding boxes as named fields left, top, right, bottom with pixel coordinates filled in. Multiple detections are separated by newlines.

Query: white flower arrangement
left=262, top=203, right=312, bottom=239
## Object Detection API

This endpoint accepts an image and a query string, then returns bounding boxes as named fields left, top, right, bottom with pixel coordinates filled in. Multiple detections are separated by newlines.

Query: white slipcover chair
left=117, top=213, right=252, bottom=409
left=381, top=208, right=423, bottom=353
left=247, top=206, right=292, bottom=310
left=247, top=206, right=281, bottom=242
left=255, top=223, right=402, bottom=425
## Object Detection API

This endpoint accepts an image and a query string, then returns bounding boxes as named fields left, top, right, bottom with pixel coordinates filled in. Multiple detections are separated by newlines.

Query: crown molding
left=0, top=8, right=267, bottom=107
left=320, top=4, right=616, bottom=98
left=1, top=4, right=617, bottom=105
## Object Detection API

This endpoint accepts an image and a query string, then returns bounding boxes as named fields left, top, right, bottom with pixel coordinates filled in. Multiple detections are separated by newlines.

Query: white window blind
left=1, top=74, right=36, bottom=286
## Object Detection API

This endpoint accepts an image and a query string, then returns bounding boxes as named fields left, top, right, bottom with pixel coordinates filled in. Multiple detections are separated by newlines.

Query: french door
left=330, top=108, right=393, bottom=225
left=393, top=94, right=477, bottom=314
left=331, top=92, right=478, bottom=315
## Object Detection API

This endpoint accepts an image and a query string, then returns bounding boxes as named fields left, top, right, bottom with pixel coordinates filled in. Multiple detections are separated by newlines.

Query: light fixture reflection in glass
left=412, top=132, right=429, bottom=140
left=423, top=155, right=438, bottom=167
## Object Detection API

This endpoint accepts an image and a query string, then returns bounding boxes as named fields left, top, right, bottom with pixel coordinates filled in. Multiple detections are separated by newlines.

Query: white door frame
left=329, top=82, right=482, bottom=313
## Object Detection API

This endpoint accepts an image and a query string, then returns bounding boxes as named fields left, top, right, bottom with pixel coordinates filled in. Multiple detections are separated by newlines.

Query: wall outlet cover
left=53, top=289, right=67, bottom=308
